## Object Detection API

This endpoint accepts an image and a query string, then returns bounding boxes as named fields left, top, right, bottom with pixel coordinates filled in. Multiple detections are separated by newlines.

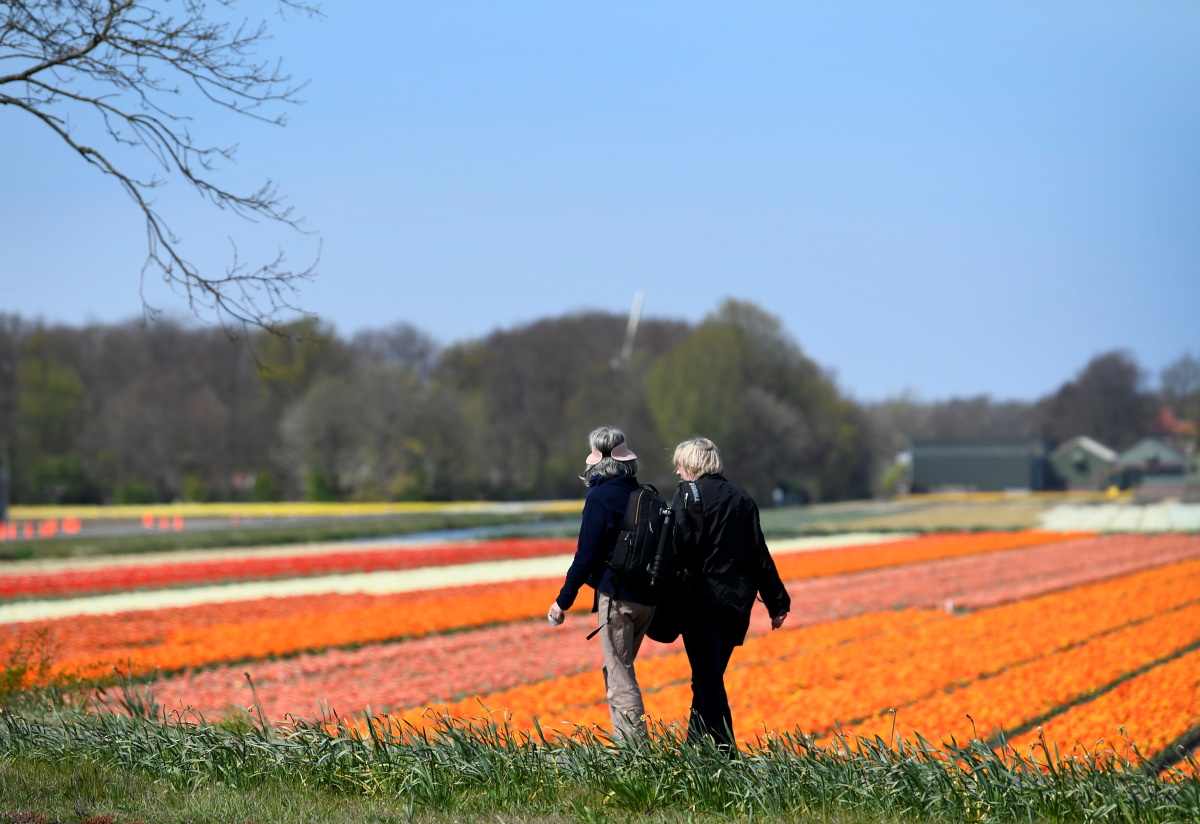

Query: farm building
left=1114, top=437, right=1200, bottom=501
left=1115, top=437, right=1186, bottom=480
left=1048, top=436, right=1118, bottom=490
left=910, top=439, right=1049, bottom=493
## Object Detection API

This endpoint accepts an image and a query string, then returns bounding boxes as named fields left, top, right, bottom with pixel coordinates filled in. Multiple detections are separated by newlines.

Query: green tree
left=254, top=318, right=348, bottom=403
left=437, top=313, right=664, bottom=498
left=13, top=351, right=92, bottom=502
left=16, top=358, right=85, bottom=456
left=646, top=299, right=872, bottom=502
left=280, top=373, right=366, bottom=501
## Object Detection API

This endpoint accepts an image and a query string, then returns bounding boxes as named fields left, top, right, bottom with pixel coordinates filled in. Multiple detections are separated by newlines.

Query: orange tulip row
left=1003, top=645, right=1200, bottom=763
left=384, top=557, right=1200, bottom=760
left=577, top=560, right=1200, bottom=742
left=2, top=531, right=1085, bottom=681
left=835, top=600, right=1200, bottom=747
left=771, top=530, right=1087, bottom=581
left=29, top=578, right=562, bottom=680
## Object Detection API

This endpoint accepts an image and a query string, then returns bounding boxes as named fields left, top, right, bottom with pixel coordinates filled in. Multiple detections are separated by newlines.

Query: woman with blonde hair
left=547, top=426, right=658, bottom=741
left=669, top=436, right=790, bottom=752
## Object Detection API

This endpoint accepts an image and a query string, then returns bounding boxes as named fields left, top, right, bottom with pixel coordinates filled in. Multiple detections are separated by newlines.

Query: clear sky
left=3, top=1, right=1197, bottom=401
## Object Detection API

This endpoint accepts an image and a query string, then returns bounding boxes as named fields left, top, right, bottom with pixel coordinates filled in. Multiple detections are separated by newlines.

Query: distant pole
left=612, top=291, right=644, bottom=369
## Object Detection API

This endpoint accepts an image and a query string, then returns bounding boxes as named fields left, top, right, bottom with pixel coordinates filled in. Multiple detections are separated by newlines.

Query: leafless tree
left=1162, top=353, right=1200, bottom=421
left=1038, top=350, right=1157, bottom=451
left=0, top=1, right=321, bottom=331
left=352, top=323, right=441, bottom=380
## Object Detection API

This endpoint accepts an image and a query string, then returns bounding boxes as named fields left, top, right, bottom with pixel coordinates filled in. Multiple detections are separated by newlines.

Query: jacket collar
left=588, top=470, right=636, bottom=488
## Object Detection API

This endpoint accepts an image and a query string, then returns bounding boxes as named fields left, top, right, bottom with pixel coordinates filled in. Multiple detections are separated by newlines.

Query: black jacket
left=555, top=473, right=657, bottom=611
left=669, top=474, right=790, bottom=645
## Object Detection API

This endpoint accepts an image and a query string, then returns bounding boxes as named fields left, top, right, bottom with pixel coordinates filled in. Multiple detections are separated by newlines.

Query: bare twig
left=0, top=0, right=323, bottom=334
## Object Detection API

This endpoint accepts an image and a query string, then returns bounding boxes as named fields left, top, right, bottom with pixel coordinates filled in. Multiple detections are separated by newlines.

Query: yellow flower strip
left=387, top=557, right=1200, bottom=738
left=770, top=530, right=1085, bottom=581
left=837, top=600, right=1200, bottom=749
left=1002, top=645, right=1200, bottom=763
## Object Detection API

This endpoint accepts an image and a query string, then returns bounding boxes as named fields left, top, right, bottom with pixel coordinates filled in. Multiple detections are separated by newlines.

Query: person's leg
left=682, top=627, right=737, bottom=751
left=598, top=591, right=656, bottom=741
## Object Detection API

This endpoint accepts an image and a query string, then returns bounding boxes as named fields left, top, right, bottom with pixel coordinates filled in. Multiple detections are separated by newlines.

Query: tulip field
left=3, top=528, right=1199, bottom=778
left=3, top=525, right=1200, bottom=822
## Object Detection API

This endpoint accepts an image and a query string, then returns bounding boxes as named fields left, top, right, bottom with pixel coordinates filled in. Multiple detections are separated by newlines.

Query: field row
left=379, top=555, right=1200, bottom=751
left=149, top=533, right=1200, bottom=722
left=0, top=532, right=1092, bottom=678
left=0, top=530, right=1073, bottom=603
left=0, top=537, right=578, bottom=600
left=5, top=500, right=585, bottom=521
left=5, top=530, right=1199, bottom=770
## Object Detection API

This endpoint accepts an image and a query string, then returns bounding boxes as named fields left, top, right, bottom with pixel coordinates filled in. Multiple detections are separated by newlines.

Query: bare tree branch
left=0, top=0, right=322, bottom=334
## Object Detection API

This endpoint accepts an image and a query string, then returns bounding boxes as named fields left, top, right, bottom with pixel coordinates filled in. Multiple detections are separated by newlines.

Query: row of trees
left=1, top=304, right=1196, bottom=506
left=868, top=351, right=1200, bottom=466
left=0, top=300, right=870, bottom=505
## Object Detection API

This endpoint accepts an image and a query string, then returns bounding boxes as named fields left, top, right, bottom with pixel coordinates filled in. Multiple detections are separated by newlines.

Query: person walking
left=547, top=426, right=658, bottom=741
left=669, top=436, right=790, bottom=753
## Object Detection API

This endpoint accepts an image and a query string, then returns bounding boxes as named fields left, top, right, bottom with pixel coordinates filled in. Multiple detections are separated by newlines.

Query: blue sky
left=3, top=1, right=1197, bottom=401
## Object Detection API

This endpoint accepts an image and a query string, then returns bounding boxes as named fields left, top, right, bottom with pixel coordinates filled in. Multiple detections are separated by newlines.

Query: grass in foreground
left=0, top=755, right=892, bottom=824
left=1, top=679, right=1197, bottom=824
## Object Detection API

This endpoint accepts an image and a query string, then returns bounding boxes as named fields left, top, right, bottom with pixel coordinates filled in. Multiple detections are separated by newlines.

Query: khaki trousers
left=596, top=590, right=655, bottom=741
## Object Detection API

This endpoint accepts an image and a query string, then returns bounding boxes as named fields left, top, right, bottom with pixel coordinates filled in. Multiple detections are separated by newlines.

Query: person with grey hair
left=666, top=436, right=790, bottom=753
left=547, top=426, right=658, bottom=741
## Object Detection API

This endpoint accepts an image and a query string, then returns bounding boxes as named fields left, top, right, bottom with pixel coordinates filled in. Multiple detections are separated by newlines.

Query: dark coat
left=666, top=474, right=790, bottom=645
left=555, top=473, right=657, bottom=611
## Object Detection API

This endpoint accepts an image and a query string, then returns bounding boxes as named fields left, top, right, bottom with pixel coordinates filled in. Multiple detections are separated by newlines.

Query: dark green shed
left=910, top=439, right=1048, bottom=493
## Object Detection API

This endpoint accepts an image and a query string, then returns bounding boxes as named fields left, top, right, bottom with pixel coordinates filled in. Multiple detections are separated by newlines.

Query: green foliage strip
left=1, top=688, right=1197, bottom=823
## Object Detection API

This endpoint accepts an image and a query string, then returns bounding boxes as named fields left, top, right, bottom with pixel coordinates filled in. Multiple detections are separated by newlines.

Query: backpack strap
left=680, top=480, right=705, bottom=542
left=587, top=594, right=612, bottom=641
left=590, top=484, right=653, bottom=641
left=621, top=485, right=643, bottom=534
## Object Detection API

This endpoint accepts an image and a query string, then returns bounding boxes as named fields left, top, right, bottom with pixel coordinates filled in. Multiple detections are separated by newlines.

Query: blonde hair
left=673, top=437, right=723, bottom=477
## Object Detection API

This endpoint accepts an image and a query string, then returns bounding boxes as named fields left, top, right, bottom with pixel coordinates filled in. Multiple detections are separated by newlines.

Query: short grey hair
left=581, top=425, right=639, bottom=485
left=673, top=437, right=723, bottom=478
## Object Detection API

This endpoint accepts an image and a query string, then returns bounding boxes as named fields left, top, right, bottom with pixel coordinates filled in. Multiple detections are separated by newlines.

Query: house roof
left=1153, top=408, right=1186, bottom=436
left=1116, top=437, right=1186, bottom=468
left=1049, top=436, right=1118, bottom=463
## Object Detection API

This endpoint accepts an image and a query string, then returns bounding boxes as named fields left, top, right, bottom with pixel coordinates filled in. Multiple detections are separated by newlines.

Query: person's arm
left=749, top=504, right=791, bottom=624
left=552, top=495, right=611, bottom=613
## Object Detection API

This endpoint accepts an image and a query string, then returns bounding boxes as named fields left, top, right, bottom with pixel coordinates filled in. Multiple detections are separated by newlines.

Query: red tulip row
left=0, top=537, right=575, bottom=601
left=0, top=530, right=1086, bottom=603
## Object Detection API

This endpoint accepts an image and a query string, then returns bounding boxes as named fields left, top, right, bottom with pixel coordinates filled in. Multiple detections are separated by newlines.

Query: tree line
left=0, top=303, right=1196, bottom=506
